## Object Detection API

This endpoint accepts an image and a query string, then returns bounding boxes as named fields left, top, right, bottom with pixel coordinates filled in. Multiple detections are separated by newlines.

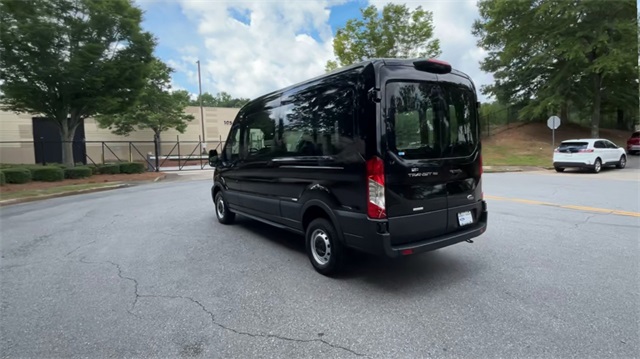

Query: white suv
left=553, top=138, right=627, bottom=173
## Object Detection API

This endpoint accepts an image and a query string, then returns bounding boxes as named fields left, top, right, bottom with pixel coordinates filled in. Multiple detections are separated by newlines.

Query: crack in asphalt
left=79, top=258, right=140, bottom=317
left=78, top=258, right=366, bottom=357
left=66, top=239, right=98, bottom=256
left=574, top=213, right=598, bottom=229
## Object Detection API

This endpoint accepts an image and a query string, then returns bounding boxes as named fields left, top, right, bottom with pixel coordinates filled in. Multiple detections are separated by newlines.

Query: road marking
left=485, top=195, right=640, bottom=218
left=530, top=170, right=640, bottom=182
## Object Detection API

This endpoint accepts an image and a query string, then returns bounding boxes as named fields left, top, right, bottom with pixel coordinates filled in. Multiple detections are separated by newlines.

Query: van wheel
left=214, top=192, right=235, bottom=224
left=616, top=155, right=626, bottom=169
left=305, top=218, right=345, bottom=276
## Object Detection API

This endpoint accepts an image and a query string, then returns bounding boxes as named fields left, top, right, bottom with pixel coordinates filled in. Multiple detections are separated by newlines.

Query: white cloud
left=163, top=0, right=493, bottom=102
left=368, top=0, right=494, bottom=101
left=168, top=0, right=340, bottom=99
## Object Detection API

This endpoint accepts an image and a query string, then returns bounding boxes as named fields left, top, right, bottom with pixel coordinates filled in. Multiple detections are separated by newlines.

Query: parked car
left=626, top=131, right=640, bottom=155
left=553, top=138, right=627, bottom=173
left=208, top=58, right=488, bottom=275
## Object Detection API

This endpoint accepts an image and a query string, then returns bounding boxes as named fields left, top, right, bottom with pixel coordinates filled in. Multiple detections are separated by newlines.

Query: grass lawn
left=481, top=121, right=632, bottom=167
left=482, top=145, right=553, bottom=167
left=0, top=183, right=120, bottom=201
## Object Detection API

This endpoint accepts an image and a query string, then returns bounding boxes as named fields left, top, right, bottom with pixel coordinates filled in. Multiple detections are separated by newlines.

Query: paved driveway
left=1, top=166, right=638, bottom=358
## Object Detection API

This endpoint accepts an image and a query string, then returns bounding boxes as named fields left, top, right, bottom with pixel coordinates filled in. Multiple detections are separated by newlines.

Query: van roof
left=245, top=58, right=473, bottom=107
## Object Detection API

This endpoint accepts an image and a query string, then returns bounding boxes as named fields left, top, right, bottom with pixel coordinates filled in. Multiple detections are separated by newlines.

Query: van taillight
left=366, top=156, right=386, bottom=219
left=479, top=153, right=483, bottom=176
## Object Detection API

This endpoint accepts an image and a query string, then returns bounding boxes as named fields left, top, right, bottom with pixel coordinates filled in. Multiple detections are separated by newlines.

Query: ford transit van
left=208, top=58, right=488, bottom=275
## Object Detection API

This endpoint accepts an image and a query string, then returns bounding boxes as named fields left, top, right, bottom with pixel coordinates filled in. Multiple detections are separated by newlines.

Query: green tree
left=326, top=3, right=441, bottom=71
left=473, top=0, right=638, bottom=137
left=96, top=59, right=195, bottom=145
left=0, top=0, right=155, bottom=165
left=190, top=91, right=250, bottom=108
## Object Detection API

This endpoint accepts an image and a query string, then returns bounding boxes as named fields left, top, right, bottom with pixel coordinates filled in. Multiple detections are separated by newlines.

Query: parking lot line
left=485, top=195, right=640, bottom=218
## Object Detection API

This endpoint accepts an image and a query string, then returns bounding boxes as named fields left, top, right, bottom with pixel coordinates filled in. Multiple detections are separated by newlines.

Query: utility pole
left=196, top=60, right=206, bottom=153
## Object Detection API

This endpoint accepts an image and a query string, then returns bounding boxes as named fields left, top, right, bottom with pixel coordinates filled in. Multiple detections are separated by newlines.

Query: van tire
left=214, top=192, right=235, bottom=224
left=305, top=218, right=345, bottom=276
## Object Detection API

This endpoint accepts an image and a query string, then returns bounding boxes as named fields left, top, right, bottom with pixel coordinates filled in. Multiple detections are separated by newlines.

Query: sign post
left=547, top=116, right=561, bottom=149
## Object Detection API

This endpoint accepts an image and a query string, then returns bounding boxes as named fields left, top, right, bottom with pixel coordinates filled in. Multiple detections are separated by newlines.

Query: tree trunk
left=616, top=108, right=624, bottom=130
left=60, top=119, right=75, bottom=166
left=560, top=102, right=569, bottom=124
left=154, top=131, right=162, bottom=155
left=590, top=73, right=602, bottom=138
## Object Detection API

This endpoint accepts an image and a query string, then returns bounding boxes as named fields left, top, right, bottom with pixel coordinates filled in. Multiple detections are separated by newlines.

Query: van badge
left=411, top=168, right=419, bottom=173
left=467, top=194, right=474, bottom=200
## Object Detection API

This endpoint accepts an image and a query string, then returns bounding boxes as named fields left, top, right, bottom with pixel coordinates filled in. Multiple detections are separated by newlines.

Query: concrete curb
left=0, top=183, right=130, bottom=207
left=0, top=174, right=166, bottom=207
left=483, top=166, right=553, bottom=173
left=153, top=174, right=167, bottom=182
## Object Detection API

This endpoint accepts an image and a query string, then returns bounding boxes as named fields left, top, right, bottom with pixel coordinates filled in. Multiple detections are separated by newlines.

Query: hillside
left=482, top=122, right=632, bottom=167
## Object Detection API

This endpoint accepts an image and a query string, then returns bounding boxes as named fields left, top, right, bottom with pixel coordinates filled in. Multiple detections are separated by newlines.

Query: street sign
left=547, top=116, right=561, bottom=149
left=547, top=116, right=561, bottom=130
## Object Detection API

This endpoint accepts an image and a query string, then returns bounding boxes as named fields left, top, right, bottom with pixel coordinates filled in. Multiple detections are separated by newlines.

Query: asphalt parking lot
left=1, top=157, right=638, bottom=358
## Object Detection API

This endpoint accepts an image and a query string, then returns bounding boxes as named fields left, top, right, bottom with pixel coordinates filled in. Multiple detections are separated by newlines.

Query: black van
left=208, top=58, right=488, bottom=275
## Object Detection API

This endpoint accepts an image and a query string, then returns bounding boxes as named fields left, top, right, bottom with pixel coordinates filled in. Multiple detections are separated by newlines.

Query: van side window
left=225, top=126, right=241, bottom=161
left=242, top=96, right=280, bottom=160
left=280, top=83, right=355, bottom=157
left=244, top=112, right=278, bottom=159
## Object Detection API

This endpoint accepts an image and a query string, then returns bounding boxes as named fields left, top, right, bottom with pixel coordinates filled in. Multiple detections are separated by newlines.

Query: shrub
left=119, top=162, right=145, bottom=174
left=30, top=166, right=64, bottom=182
left=1, top=168, right=32, bottom=184
left=98, top=164, right=120, bottom=175
left=0, top=171, right=5, bottom=186
left=64, top=166, right=93, bottom=179
left=87, top=165, right=99, bottom=175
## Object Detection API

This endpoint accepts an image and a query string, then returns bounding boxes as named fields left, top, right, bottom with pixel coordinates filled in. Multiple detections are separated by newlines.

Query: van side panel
left=235, top=67, right=368, bottom=232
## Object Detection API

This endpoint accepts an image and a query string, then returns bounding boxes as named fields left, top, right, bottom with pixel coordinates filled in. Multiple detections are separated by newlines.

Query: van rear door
left=382, top=76, right=481, bottom=246
left=382, top=79, right=450, bottom=246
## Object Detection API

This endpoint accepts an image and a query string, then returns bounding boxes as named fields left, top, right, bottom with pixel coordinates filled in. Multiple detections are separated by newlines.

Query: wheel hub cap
left=216, top=198, right=225, bottom=218
left=311, top=229, right=331, bottom=265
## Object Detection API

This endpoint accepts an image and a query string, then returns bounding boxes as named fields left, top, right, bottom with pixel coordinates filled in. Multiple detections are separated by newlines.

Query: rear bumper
left=627, top=145, right=640, bottom=152
left=338, top=201, right=488, bottom=258
left=553, top=161, right=594, bottom=168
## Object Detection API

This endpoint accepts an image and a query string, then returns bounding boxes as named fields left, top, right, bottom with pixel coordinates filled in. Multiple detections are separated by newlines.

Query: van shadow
left=233, top=217, right=484, bottom=293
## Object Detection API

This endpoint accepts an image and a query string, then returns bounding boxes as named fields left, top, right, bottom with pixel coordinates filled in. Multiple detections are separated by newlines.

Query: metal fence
left=0, top=137, right=226, bottom=172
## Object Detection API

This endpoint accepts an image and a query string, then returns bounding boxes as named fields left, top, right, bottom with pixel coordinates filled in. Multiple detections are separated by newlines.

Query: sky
left=135, top=0, right=494, bottom=102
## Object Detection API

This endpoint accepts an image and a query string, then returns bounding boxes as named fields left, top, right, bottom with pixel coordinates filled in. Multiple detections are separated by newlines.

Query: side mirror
left=208, top=149, right=219, bottom=167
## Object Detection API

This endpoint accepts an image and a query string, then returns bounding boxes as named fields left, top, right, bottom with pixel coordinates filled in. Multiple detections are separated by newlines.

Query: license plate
left=458, top=211, right=473, bottom=226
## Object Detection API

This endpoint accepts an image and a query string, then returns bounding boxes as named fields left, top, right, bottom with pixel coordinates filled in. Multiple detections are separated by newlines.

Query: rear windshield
left=559, top=142, right=588, bottom=151
left=385, top=81, right=478, bottom=159
left=632, top=132, right=640, bottom=138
